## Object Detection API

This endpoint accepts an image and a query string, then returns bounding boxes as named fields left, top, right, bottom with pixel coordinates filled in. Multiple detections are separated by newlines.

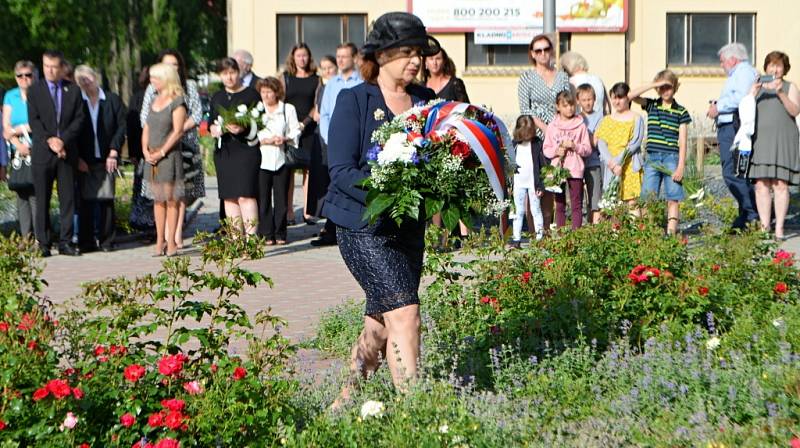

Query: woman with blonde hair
left=560, top=51, right=609, bottom=115
left=142, top=63, right=186, bottom=256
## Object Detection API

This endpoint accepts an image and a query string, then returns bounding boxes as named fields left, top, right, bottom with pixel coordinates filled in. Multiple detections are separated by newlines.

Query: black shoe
left=287, top=219, right=297, bottom=226
left=304, top=218, right=317, bottom=226
left=39, top=246, right=52, bottom=257
left=310, top=236, right=337, bottom=247
left=58, top=244, right=81, bottom=256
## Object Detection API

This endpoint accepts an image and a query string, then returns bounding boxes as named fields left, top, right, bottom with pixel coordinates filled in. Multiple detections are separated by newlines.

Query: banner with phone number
left=408, top=0, right=628, bottom=33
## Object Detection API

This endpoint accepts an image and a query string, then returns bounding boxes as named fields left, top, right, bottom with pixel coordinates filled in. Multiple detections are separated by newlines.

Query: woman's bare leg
left=754, top=179, right=773, bottom=232
left=332, top=315, right=388, bottom=409
left=773, top=180, right=789, bottom=238
left=382, top=304, right=421, bottom=391
left=153, top=201, right=166, bottom=255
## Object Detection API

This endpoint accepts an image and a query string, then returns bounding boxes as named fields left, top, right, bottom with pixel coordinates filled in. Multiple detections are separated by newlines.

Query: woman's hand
left=612, top=165, right=622, bottom=176
left=210, top=124, right=222, bottom=138
left=273, top=136, right=286, bottom=145
left=535, top=190, right=543, bottom=197
left=556, top=145, right=567, bottom=158
left=765, top=78, right=783, bottom=91
left=225, top=123, right=243, bottom=135
left=15, top=142, right=30, bottom=157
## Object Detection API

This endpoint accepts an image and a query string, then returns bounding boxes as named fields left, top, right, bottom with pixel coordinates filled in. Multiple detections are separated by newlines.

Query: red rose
left=124, top=364, right=146, bottom=383
left=155, top=438, right=179, bottom=448
left=63, top=368, right=76, bottom=377
left=132, top=442, right=154, bottom=448
left=210, top=364, right=218, bottom=373
left=450, top=141, right=471, bottom=159
left=712, top=264, right=721, bottom=272
left=0, top=419, right=6, bottom=430
left=71, top=387, right=84, bottom=400
left=0, top=322, right=8, bottom=332
left=158, top=354, right=186, bottom=376
left=120, top=413, right=135, bottom=428
left=421, top=108, right=430, bottom=118
left=147, top=411, right=165, bottom=428
left=774, top=282, right=788, bottom=294
left=698, top=286, right=709, bottom=296
left=543, top=258, right=554, bottom=268
left=27, top=340, right=37, bottom=351
left=232, top=366, right=247, bottom=380
left=480, top=296, right=491, bottom=304
left=17, top=313, right=35, bottom=331
left=32, top=387, right=49, bottom=401
left=520, top=272, right=532, bottom=283
left=45, top=379, right=72, bottom=399
left=79, top=444, right=90, bottom=448
left=183, top=381, right=202, bottom=395
left=161, top=398, right=185, bottom=412
left=164, top=410, right=185, bottom=430
left=406, top=114, right=418, bottom=123
left=94, top=346, right=106, bottom=357
left=790, top=437, right=800, bottom=448
left=110, top=345, right=127, bottom=356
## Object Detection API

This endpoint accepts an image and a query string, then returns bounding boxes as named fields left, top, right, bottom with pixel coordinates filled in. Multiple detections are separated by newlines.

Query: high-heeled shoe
left=152, top=247, right=166, bottom=257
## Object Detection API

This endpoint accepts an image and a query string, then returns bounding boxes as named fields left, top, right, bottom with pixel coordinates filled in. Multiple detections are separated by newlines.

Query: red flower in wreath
left=774, top=282, right=788, bottom=294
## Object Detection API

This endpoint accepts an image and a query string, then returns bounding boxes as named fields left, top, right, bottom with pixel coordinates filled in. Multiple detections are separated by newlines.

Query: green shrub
left=312, top=299, right=364, bottom=358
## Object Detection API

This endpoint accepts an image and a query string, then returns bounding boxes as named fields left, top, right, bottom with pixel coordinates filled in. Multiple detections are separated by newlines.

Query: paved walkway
left=41, top=175, right=363, bottom=343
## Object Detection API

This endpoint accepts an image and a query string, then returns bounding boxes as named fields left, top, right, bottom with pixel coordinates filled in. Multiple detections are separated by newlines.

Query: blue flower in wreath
left=367, top=143, right=382, bottom=161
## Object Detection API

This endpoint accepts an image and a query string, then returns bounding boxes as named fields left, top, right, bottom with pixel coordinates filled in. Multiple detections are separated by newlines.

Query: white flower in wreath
left=377, top=132, right=416, bottom=165
left=360, top=400, right=385, bottom=419
left=373, top=108, right=385, bottom=121
left=237, top=104, right=248, bottom=113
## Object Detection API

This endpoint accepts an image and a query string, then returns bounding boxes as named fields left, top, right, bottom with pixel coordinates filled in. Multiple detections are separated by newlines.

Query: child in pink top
left=543, top=90, right=592, bottom=229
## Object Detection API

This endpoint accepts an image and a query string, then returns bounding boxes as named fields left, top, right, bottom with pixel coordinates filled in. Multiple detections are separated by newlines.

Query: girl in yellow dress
left=596, top=82, right=645, bottom=205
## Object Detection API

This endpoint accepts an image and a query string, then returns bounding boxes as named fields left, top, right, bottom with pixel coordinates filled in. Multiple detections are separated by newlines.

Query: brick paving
left=41, top=175, right=363, bottom=345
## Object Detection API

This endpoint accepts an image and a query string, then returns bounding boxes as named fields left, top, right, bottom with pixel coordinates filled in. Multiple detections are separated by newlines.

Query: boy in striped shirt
left=629, top=70, right=692, bottom=235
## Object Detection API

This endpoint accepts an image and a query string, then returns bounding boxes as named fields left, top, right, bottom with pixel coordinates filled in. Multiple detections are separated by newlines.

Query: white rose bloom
left=360, top=400, right=385, bottom=419
left=438, top=424, right=449, bottom=434
left=237, top=104, right=248, bottom=112
left=377, top=133, right=416, bottom=166
left=235, top=111, right=245, bottom=118
left=250, top=108, right=260, bottom=118
left=256, top=102, right=265, bottom=111
left=706, top=336, right=721, bottom=350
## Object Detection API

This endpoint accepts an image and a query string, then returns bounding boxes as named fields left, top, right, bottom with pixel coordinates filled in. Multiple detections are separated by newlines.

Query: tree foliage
left=0, top=0, right=226, bottom=98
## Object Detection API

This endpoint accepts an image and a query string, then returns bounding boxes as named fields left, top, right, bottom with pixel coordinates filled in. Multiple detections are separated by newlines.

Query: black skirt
left=214, top=143, right=261, bottom=200
left=337, top=220, right=426, bottom=316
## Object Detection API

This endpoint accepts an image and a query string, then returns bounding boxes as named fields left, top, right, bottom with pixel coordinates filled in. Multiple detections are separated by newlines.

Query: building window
left=466, top=32, right=571, bottom=67
left=667, top=13, right=755, bottom=66
left=277, top=14, right=366, bottom=67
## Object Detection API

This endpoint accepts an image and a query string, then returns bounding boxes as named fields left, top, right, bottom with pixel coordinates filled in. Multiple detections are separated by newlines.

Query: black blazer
left=78, top=90, right=127, bottom=163
left=244, top=72, right=261, bottom=88
left=323, top=82, right=436, bottom=230
left=27, top=79, right=86, bottom=165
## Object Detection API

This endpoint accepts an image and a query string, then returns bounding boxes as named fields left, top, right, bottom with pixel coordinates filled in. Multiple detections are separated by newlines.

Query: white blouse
left=257, top=101, right=301, bottom=171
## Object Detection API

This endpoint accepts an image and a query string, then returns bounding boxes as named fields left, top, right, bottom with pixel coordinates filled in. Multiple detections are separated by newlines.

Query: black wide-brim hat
left=362, top=12, right=441, bottom=57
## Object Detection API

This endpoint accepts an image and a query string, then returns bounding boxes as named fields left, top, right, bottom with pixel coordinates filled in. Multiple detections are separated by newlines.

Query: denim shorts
left=641, top=151, right=685, bottom=201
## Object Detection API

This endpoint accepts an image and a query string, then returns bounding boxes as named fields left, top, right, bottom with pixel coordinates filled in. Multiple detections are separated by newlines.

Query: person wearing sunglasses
left=3, top=60, right=38, bottom=237
left=518, top=33, right=571, bottom=233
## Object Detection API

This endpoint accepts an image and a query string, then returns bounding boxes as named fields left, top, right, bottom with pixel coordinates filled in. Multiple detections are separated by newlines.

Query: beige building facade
left=228, top=0, right=800, bottom=123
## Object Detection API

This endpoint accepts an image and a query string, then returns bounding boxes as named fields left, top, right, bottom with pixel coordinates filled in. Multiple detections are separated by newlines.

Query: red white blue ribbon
left=423, top=101, right=513, bottom=201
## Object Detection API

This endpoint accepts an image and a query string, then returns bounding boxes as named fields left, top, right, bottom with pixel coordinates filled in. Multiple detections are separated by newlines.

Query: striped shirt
left=643, top=98, right=692, bottom=153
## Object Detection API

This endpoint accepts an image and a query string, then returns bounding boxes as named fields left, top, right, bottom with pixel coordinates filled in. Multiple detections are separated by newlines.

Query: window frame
left=666, top=12, right=755, bottom=67
left=276, top=14, right=367, bottom=67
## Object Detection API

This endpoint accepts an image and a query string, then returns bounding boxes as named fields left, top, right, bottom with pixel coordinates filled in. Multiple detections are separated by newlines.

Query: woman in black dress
left=281, top=43, right=319, bottom=225
left=325, top=12, right=439, bottom=406
left=209, top=58, right=261, bottom=235
left=422, top=47, right=472, bottom=241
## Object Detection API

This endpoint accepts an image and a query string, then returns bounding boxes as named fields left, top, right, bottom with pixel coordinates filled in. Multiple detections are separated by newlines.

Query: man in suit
left=233, top=49, right=260, bottom=88
left=75, top=64, right=127, bottom=252
left=27, top=50, right=86, bottom=256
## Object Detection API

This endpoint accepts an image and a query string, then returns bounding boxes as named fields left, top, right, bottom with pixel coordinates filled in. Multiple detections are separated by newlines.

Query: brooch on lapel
left=64, top=86, right=69, bottom=93
left=373, top=108, right=385, bottom=121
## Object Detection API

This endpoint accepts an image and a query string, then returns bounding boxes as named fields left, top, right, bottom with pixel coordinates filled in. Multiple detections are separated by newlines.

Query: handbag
left=281, top=102, right=310, bottom=169
left=82, top=164, right=116, bottom=200
left=7, top=130, right=34, bottom=191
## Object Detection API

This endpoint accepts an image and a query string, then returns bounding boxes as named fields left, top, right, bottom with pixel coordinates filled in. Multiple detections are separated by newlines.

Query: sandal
left=265, top=240, right=275, bottom=246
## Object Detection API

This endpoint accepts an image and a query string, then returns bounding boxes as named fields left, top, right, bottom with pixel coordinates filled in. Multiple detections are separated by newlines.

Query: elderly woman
left=518, top=33, right=570, bottom=231
left=74, top=65, right=127, bottom=252
left=560, top=51, right=609, bottom=115
left=748, top=51, right=800, bottom=240
left=324, top=12, right=438, bottom=404
left=3, top=60, right=37, bottom=236
left=256, top=77, right=300, bottom=245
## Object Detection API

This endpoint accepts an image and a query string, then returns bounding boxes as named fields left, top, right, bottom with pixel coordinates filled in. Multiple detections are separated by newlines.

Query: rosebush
left=0, top=229, right=298, bottom=446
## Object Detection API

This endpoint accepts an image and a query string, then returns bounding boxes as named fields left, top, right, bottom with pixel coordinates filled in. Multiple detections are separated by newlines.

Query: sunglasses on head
left=532, top=46, right=552, bottom=54
left=15, top=73, right=33, bottom=79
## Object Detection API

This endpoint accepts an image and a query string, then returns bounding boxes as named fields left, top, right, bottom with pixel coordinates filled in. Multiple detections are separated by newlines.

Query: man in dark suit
left=27, top=50, right=86, bottom=256
left=75, top=64, right=127, bottom=252
left=233, top=49, right=260, bottom=88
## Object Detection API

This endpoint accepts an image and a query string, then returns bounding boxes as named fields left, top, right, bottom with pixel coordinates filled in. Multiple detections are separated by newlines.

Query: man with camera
left=707, top=43, right=759, bottom=231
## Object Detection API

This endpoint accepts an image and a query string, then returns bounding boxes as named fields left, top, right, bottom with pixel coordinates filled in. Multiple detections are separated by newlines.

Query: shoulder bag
left=82, top=164, right=116, bottom=200
left=7, top=130, right=34, bottom=191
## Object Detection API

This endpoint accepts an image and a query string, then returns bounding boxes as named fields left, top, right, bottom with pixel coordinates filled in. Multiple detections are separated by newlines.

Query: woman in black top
left=281, top=43, right=319, bottom=225
left=422, top=47, right=472, bottom=240
left=209, top=58, right=261, bottom=235
left=422, top=47, right=470, bottom=102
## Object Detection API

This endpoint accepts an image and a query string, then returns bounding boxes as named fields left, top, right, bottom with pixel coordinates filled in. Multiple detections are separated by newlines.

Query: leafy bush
left=0, top=228, right=298, bottom=446
left=312, top=299, right=364, bottom=358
